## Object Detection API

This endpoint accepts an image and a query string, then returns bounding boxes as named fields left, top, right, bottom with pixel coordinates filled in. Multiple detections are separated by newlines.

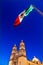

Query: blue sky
left=0, top=0, right=43, bottom=65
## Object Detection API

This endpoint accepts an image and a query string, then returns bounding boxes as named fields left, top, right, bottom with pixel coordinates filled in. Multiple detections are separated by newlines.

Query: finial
left=21, top=40, right=24, bottom=42
left=12, top=44, right=17, bottom=50
left=34, top=56, right=36, bottom=58
left=14, top=44, right=16, bottom=47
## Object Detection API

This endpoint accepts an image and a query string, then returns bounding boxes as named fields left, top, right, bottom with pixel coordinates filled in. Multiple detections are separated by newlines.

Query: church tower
left=9, top=44, right=18, bottom=65
left=19, top=40, right=26, bottom=57
left=18, top=40, right=28, bottom=65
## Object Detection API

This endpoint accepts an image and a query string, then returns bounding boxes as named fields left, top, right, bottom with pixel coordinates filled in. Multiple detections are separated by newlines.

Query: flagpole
left=32, top=5, right=43, bottom=16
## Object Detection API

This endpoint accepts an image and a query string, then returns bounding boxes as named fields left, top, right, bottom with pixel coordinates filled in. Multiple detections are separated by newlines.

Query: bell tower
left=18, top=40, right=28, bottom=65
left=9, top=44, right=18, bottom=65
left=19, top=40, right=26, bottom=57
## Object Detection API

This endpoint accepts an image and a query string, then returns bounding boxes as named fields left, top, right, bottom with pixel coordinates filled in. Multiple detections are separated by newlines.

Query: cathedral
left=9, top=40, right=43, bottom=65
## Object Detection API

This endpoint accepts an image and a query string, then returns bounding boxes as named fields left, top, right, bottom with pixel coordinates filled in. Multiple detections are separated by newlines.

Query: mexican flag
left=14, top=5, right=34, bottom=26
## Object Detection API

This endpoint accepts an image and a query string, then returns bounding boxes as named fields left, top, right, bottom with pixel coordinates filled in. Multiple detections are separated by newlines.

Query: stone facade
left=9, top=40, right=43, bottom=65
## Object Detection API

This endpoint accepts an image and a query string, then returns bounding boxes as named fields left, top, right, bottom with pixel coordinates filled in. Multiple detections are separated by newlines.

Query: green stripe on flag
left=25, top=5, right=34, bottom=16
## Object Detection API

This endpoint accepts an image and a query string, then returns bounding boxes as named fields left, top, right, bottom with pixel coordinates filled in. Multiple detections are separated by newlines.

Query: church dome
left=32, top=56, right=40, bottom=62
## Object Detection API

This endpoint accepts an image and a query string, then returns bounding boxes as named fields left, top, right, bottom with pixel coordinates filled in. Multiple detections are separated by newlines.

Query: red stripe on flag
left=14, top=16, right=21, bottom=26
